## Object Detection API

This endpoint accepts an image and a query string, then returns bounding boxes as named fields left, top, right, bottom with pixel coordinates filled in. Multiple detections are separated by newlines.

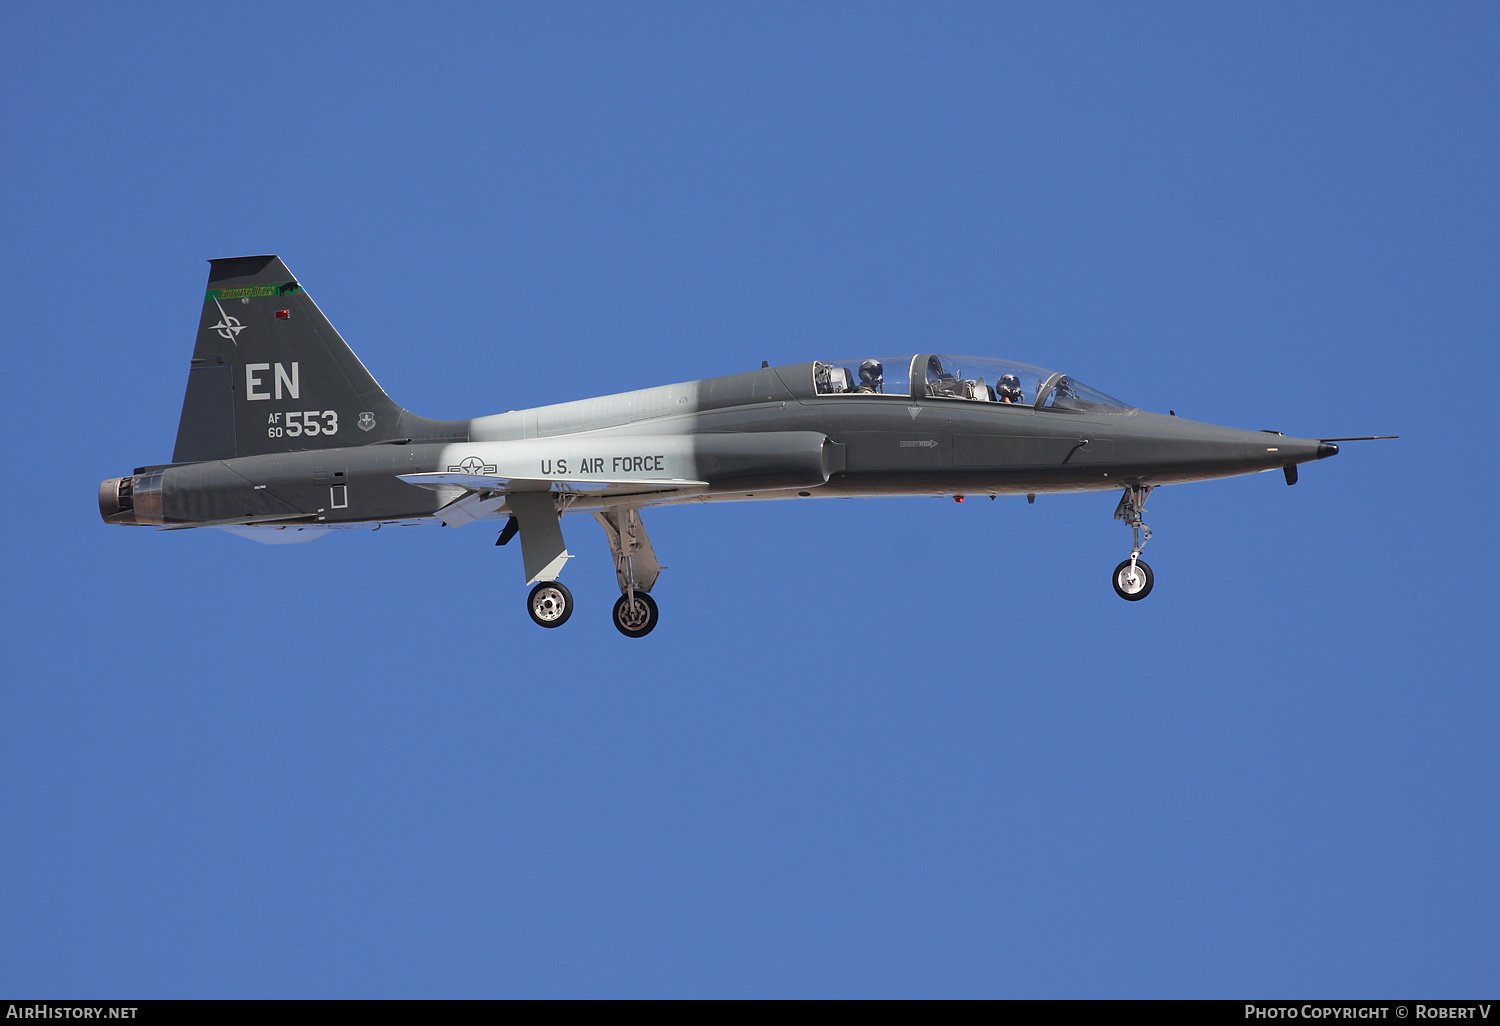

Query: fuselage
left=101, top=357, right=1332, bottom=530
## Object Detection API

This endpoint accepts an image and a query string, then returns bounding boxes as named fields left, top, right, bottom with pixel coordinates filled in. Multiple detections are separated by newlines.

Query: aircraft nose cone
left=1318, top=442, right=1340, bottom=459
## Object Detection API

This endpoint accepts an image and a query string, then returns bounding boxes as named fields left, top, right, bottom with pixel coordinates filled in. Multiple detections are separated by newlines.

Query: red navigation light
left=275, top=310, right=290, bottom=319
left=954, top=495, right=965, bottom=503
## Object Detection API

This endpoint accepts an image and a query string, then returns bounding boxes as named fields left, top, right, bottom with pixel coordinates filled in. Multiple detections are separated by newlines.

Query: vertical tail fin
left=172, top=255, right=464, bottom=462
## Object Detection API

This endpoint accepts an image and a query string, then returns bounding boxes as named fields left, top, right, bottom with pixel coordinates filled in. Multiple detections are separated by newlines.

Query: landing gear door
left=507, top=489, right=571, bottom=585
left=595, top=509, right=661, bottom=595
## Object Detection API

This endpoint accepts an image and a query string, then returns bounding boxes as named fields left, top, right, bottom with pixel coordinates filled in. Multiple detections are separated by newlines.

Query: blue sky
left=1, top=1, right=1495, bottom=997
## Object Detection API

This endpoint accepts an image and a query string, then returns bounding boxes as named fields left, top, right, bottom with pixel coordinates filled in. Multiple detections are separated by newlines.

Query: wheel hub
left=617, top=599, right=650, bottom=630
left=532, top=587, right=566, bottom=621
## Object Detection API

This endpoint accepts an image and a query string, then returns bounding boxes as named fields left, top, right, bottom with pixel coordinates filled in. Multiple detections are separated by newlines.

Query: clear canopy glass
left=813, top=356, right=909, bottom=395
left=813, top=354, right=1133, bottom=411
left=1041, top=372, right=1133, bottom=412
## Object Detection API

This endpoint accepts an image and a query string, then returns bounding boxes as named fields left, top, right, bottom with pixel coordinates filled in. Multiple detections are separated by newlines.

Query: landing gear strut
left=1112, top=484, right=1155, bottom=601
left=596, top=509, right=662, bottom=638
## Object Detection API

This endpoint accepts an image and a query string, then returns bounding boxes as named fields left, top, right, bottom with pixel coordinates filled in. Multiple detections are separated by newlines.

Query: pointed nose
left=1318, top=442, right=1339, bottom=459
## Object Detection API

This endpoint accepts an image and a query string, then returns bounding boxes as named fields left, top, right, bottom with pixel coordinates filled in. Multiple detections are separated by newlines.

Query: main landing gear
left=527, top=580, right=575, bottom=627
left=1111, top=484, right=1155, bottom=601
left=512, top=509, right=664, bottom=636
left=523, top=580, right=659, bottom=636
left=598, top=509, right=661, bottom=638
left=612, top=592, right=659, bottom=638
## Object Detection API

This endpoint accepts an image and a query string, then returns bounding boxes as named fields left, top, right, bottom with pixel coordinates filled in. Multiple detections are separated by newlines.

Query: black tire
left=612, top=592, right=659, bottom=638
left=527, top=581, right=574, bottom=627
left=1112, top=558, right=1154, bottom=601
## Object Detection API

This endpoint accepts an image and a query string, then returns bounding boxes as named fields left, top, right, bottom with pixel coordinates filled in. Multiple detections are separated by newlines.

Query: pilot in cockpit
left=855, top=359, right=884, bottom=393
left=997, top=373, right=1024, bottom=404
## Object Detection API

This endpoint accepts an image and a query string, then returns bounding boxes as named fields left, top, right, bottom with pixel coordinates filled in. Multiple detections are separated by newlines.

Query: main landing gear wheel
left=527, top=581, right=574, bottom=627
left=1112, top=559, right=1154, bottom=601
left=612, top=592, right=659, bottom=638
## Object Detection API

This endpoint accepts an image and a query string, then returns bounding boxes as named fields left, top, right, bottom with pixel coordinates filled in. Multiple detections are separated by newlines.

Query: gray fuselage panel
left=108, top=360, right=1324, bottom=529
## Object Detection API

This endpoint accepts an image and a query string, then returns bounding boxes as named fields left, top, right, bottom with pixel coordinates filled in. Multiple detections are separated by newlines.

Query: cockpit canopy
left=812, top=354, right=1134, bottom=412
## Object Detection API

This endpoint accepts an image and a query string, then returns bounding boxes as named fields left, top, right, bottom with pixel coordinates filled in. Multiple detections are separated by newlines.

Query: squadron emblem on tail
left=209, top=299, right=246, bottom=344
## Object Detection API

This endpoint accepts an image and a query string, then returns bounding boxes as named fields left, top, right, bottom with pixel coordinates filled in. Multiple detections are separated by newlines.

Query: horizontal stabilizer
left=216, top=525, right=333, bottom=545
left=434, top=489, right=506, bottom=528
left=158, top=512, right=321, bottom=531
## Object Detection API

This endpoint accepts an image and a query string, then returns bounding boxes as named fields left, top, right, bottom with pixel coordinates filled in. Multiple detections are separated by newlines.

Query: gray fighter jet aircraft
left=99, top=256, right=1392, bottom=636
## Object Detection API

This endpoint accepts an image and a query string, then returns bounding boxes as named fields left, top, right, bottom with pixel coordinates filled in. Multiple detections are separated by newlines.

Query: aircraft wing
left=396, top=472, right=709, bottom=493
left=396, top=472, right=710, bottom=529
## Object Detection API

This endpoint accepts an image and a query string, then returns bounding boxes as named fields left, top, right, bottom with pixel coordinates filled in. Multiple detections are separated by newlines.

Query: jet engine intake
left=693, top=432, right=845, bottom=492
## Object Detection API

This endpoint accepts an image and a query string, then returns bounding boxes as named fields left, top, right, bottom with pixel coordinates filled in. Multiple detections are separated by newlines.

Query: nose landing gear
left=1112, top=484, right=1155, bottom=601
left=1112, top=558, right=1153, bottom=600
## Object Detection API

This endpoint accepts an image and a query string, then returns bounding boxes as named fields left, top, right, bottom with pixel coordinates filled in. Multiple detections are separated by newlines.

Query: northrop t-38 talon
left=99, top=256, right=1394, bottom=635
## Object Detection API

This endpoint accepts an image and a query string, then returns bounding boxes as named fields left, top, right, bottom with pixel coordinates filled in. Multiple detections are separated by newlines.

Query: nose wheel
left=612, top=592, right=659, bottom=637
left=527, top=581, right=574, bottom=627
left=1111, top=484, right=1156, bottom=601
left=1112, top=558, right=1154, bottom=600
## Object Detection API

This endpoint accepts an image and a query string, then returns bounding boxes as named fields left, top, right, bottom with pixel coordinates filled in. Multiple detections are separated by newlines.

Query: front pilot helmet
left=859, top=359, right=883, bottom=385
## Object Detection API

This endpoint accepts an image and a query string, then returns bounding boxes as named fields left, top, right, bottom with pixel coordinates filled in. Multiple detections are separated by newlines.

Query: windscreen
left=1043, top=375, right=1133, bottom=412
